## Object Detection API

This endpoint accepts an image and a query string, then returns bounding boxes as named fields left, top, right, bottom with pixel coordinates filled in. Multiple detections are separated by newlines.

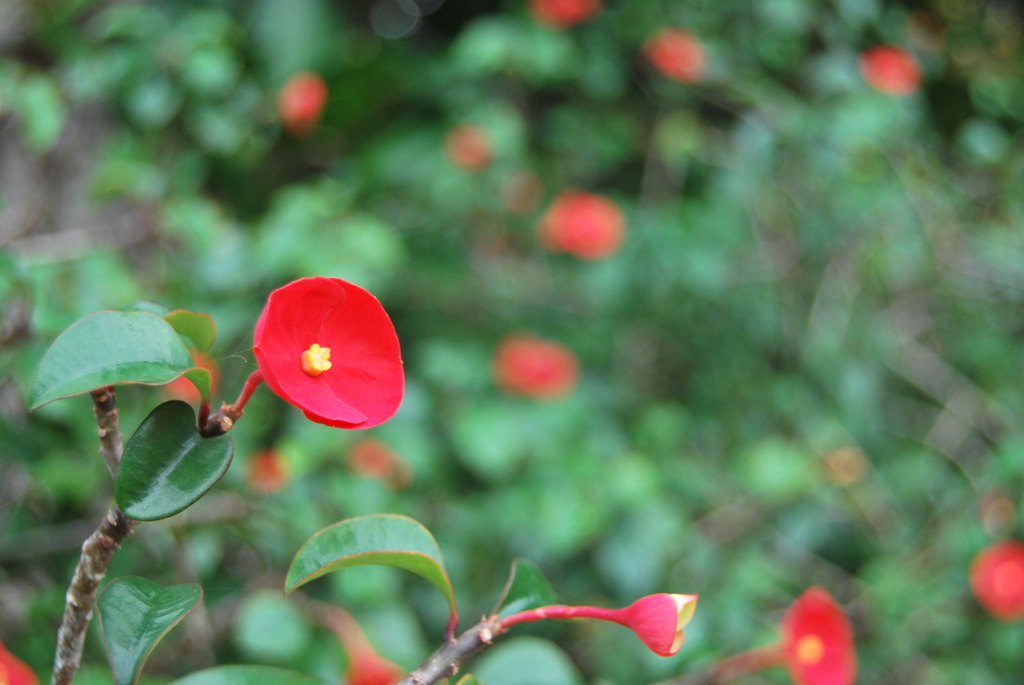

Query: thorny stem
left=200, top=369, right=263, bottom=437
left=396, top=615, right=505, bottom=685
left=52, top=389, right=138, bottom=685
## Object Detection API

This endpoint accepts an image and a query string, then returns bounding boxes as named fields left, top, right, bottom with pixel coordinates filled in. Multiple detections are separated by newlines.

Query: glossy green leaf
left=29, top=310, right=195, bottom=409
left=97, top=577, right=203, bottom=685
left=492, top=559, right=557, bottom=618
left=115, top=401, right=234, bottom=521
left=164, top=310, right=217, bottom=352
left=284, top=514, right=457, bottom=616
left=183, top=367, right=213, bottom=404
left=169, top=666, right=327, bottom=685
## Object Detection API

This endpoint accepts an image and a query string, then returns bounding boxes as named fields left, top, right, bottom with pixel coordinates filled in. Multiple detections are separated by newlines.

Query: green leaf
left=492, top=559, right=557, bottom=618
left=183, top=367, right=213, bottom=404
left=97, top=577, right=203, bottom=685
left=115, top=401, right=234, bottom=521
left=164, top=310, right=217, bottom=352
left=456, top=676, right=486, bottom=685
left=169, top=666, right=327, bottom=685
left=29, top=310, right=195, bottom=409
left=285, top=514, right=457, bottom=617
left=471, top=638, right=581, bottom=685
left=125, top=301, right=170, bottom=316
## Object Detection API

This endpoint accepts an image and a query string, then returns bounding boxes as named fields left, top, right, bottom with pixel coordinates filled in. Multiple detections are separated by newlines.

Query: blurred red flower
left=530, top=0, right=601, bottom=28
left=253, top=277, right=404, bottom=429
left=970, top=540, right=1024, bottom=621
left=537, top=191, right=625, bottom=260
left=278, top=72, right=328, bottom=137
left=494, top=334, right=579, bottom=399
left=644, top=29, right=706, bottom=84
left=0, top=640, right=38, bottom=685
left=859, top=46, right=921, bottom=96
left=779, top=588, right=856, bottom=685
left=246, top=450, right=291, bottom=493
left=347, top=438, right=412, bottom=488
left=325, top=608, right=404, bottom=685
left=445, top=125, right=492, bottom=170
left=163, top=351, right=219, bottom=405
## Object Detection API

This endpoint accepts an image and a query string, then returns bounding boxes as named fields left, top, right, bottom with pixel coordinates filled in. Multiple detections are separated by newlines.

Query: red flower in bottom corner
left=970, top=540, right=1024, bottom=621
left=325, top=608, right=404, bottom=685
left=253, top=277, right=404, bottom=429
left=278, top=72, right=329, bottom=137
left=644, top=29, right=706, bottom=84
left=0, top=640, right=38, bottom=685
left=779, top=588, right=856, bottom=685
left=537, top=191, right=625, bottom=260
left=859, top=46, right=921, bottom=96
left=493, top=334, right=579, bottom=400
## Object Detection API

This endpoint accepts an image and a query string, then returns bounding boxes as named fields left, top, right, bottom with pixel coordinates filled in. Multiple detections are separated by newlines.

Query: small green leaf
left=97, top=577, right=203, bottom=685
left=183, top=367, right=213, bottom=404
left=125, top=301, right=170, bottom=316
left=164, top=310, right=217, bottom=352
left=115, top=401, right=234, bottom=521
left=29, top=310, right=195, bottom=409
left=169, top=666, right=327, bottom=685
left=471, top=637, right=581, bottom=685
left=456, top=676, right=486, bottom=685
left=493, top=559, right=557, bottom=618
left=285, top=514, right=457, bottom=617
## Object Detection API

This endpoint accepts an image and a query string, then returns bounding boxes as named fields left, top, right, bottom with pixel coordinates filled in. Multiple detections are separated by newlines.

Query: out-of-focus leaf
left=97, top=577, right=203, bottom=685
left=493, top=559, right=557, bottom=618
left=169, top=666, right=326, bottom=685
left=471, top=638, right=581, bottom=685
left=115, top=401, right=234, bottom=521
left=29, top=311, right=194, bottom=409
left=164, top=310, right=217, bottom=352
left=232, top=591, right=312, bottom=664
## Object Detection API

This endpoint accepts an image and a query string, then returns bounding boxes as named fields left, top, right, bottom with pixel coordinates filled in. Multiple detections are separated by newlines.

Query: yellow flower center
left=994, top=561, right=1024, bottom=598
left=796, top=634, right=825, bottom=666
left=301, top=343, right=332, bottom=377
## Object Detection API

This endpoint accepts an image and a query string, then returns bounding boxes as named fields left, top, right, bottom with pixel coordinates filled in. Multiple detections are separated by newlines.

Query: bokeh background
left=3, top=0, right=1024, bottom=683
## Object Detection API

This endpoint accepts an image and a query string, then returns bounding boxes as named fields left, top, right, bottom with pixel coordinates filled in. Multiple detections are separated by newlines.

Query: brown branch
left=396, top=615, right=505, bottom=685
left=51, top=388, right=137, bottom=685
left=91, top=386, right=122, bottom=478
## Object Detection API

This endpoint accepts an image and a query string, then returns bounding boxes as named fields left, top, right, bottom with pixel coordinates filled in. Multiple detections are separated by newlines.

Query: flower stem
left=500, top=604, right=626, bottom=630
left=200, top=369, right=264, bottom=437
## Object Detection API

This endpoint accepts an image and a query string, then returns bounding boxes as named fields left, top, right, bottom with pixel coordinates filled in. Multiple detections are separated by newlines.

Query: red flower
left=529, top=0, right=601, bottom=28
left=779, top=588, right=856, bottom=685
left=538, top=191, right=625, bottom=260
left=445, top=125, right=492, bottom=170
left=0, top=640, right=38, bottom=685
left=493, top=334, right=579, bottom=400
left=644, top=29, right=706, bottom=84
left=347, top=439, right=412, bottom=488
left=253, top=277, right=404, bottom=429
left=970, top=540, right=1024, bottom=621
left=325, top=608, right=404, bottom=685
left=859, top=46, right=921, bottom=96
left=246, top=450, right=291, bottom=493
left=500, top=593, right=698, bottom=657
left=164, top=351, right=219, bottom=405
left=278, top=72, right=328, bottom=137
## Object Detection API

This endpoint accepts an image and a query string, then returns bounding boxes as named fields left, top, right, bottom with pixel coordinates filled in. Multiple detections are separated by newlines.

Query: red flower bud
left=644, top=29, right=706, bottom=84
left=500, top=593, right=698, bottom=657
left=278, top=72, right=329, bottom=137
left=253, top=277, right=404, bottom=429
left=858, top=46, right=921, bottom=97
left=779, top=588, right=856, bottom=685
left=325, top=608, right=404, bottom=685
left=493, top=334, right=579, bottom=400
left=246, top=450, right=291, bottom=494
left=445, top=125, right=492, bottom=170
left=529, top=0, right=601, bottom=29
left=164, top=351, right=219, bottom=405
left=970, top=540, right=1024, bottom=621
left=0, top=640, right=38, bottom=685
left=537, top=191, right=625, bottom=260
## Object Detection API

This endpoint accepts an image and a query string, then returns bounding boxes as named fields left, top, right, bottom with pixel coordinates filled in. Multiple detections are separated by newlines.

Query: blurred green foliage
left=3, top=0, right=1024, bottom=684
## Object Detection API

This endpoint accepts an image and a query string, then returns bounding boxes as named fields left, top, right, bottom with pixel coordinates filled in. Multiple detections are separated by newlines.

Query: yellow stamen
left=796, top=634, right=825, bottom=666
left=301, top=343, right=332, bottom=377
left=995, top=561, right=1024, bottom=598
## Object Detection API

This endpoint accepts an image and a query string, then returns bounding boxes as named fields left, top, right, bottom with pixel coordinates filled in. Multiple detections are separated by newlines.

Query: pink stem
left=500, top=605, right=626, bottom=630
left=444, top=612, right=460, bottom=642
left=231, top=369, right=264, bottom=416
left=198, top=401, right=211, bottom=430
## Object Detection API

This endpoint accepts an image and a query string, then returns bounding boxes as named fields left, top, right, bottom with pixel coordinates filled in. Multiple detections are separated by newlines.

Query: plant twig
left=395, top=615, right=505, bottom=685
left=51, top=388, right=137, bottom=685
